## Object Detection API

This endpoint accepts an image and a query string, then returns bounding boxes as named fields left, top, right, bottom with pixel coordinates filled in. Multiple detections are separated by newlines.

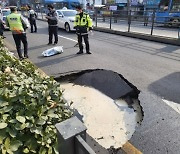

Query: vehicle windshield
left=2, top=10, right=11, bottom=16
left=61, top=10, right=77, bottom=16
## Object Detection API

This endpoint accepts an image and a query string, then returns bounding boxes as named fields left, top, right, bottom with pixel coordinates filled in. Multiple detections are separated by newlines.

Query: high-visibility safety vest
left=74, top=12, right=92, bottom=28
left=7, top=13, right=24, bottom=31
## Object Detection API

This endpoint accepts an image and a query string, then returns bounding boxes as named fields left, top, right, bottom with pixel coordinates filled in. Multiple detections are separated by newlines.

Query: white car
left=56, top=9, right=77, bottom=32
left=1, top=8, right=11, bottom=29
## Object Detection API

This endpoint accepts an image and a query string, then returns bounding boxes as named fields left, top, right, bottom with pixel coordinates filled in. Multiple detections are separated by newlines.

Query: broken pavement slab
left=56, top=69, right=143, bottom=153
left=56, top=69, right=140, bottom=100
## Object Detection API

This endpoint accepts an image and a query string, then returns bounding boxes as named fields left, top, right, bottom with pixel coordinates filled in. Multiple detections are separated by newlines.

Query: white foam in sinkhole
left=61, top=82, right=141, bottom=149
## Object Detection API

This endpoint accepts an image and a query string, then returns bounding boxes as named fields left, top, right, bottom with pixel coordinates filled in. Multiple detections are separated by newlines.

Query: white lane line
left=58, top=35, right=78, bottom=42
left=162, top=99, right=180, bottom=114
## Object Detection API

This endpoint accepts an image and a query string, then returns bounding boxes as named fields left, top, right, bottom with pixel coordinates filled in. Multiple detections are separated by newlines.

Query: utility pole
left=127, top=0, right=131, bottom=12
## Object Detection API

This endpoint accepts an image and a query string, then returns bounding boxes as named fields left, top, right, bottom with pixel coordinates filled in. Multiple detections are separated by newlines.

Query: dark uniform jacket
left=47, top=10, right=58, bottom=26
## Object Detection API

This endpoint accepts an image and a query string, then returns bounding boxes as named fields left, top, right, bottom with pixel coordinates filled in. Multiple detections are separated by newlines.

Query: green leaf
left=10, top=139, right=23, bottom=151
left=52, top=142, right=59, bottom=154
left=3, top=106, right=13, bottom=113
left=4, top=137, right=10, bottom=150
left=2, top=114, right=9, bottom=121
left=0, top=123, right=7, bottom=129
left=14, top=123, right=26, bottom=130
left=0, top=101, right=9, bottom=107
left=24, top=136, right=38, bottom=152
left=1, top=145, right=7, bottom=154
left=8, top=128, right=17, bottom=138
left=30, top=127, right=42, bottom=135
left=48, top=113, right=58, bottom=118
left=36, top=119, right=46, bottom=125
left=47, top=138, right=51, bottom=144
left=39, top=147, right=47, bottom=154
left=26, top=122, right=33, bottom=128
left=0, top=129, right=6, bottom=144
left=23, top=148, right=29, bottom=153
left=41, top=116, right=48, bottom=121
left=9, top=119, right=17, bottom=123
left=48, top=147, right=52, bottom=154
left=16, top=116, right=26, bottom=123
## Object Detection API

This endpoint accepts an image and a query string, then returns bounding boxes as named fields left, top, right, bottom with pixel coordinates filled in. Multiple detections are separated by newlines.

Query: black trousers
left=48, top=26, right=58, bottom=44
left=30, top=19, right=37, bottom=32
left=13, top=33, right=28, bottom=58
left=0, top=29, right=3, bottom=36
left=77, top=34, right=89, bottom=52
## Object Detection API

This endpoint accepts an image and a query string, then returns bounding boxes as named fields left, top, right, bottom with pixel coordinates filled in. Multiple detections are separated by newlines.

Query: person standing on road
left=6, top=6, right=28, bottom=60
left=45, top=4, right=58, bottom=45
left=0, top=18, right=5, bottom=38
left=74, top=5, right=93, bottom=54
left=27, top=5, right=37, bottom=33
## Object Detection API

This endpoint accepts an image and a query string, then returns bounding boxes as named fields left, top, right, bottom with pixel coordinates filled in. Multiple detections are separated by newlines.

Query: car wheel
left=65, top=23, right=70, bottom=32
left=170, top=18, right=180, bottom=27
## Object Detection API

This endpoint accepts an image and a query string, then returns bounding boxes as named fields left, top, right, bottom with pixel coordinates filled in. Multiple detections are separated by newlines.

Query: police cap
left=10, top=6, right=17, bottom=12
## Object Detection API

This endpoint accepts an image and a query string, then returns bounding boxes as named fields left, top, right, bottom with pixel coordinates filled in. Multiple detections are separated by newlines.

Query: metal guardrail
left=55, top=116, right=96, bottom=154
left=91, top=10, right=180, bottom=38
left=24, top=9, right=180, bottom=39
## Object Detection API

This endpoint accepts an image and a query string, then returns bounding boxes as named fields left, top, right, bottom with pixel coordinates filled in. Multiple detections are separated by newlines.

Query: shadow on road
left=154, top=45, right=180, bottom=53
left=148, top=72, right=180, bottom=104
left=28, top=44, right=48, bottom=51
left=35, top=54, right=82, bottom=67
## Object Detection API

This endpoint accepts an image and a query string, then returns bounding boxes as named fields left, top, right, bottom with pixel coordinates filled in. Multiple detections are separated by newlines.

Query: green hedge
left=0, top=38, right=72, bottom=154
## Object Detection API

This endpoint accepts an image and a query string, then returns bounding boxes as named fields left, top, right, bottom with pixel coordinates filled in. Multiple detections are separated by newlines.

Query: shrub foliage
left=0, top=38, right=72, bottom=153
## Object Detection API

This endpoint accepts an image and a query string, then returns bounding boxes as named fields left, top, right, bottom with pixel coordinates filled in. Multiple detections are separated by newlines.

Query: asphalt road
left=4, top=20, right=180, bottom=154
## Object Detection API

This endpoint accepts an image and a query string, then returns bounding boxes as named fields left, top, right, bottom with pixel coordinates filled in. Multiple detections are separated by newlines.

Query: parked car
left=56, top=9, right=77, bottom=32
left=1, top=8, right=11, bottom=29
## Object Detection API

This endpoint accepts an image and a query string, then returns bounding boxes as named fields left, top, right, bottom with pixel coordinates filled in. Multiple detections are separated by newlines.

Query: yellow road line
left=122, top=141, right=142, bottom=154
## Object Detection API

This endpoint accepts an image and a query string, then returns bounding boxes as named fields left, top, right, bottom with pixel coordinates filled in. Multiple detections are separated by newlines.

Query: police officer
left=27, top=5, right=37, bottom=33
left=6, top=6, right=28, bottom=60
left=45, top=4, right=58, bottom=45
left=0, top=18, right=5, bottom=38
left=74, top=5, right=93, bottom=54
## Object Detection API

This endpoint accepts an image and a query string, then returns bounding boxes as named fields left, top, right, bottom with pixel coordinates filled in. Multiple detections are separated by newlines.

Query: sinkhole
left=55, top=69, right=143, bottom=151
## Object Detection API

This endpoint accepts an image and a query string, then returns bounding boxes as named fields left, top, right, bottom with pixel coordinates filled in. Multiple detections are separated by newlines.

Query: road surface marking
left=122, top=141, right=142, bottom=154
left=162, top=99, right=180, bottom=114
left=58, top=35, right=77, bottom=42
